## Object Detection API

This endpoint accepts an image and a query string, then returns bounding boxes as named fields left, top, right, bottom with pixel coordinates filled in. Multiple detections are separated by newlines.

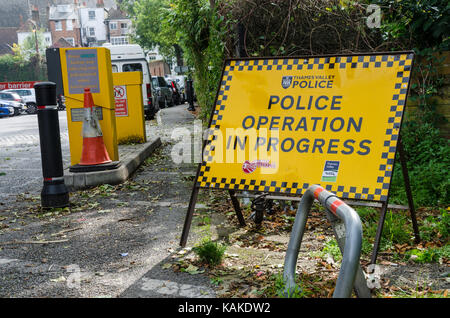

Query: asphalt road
left=0, top=112, right=70, bottom=203
left=0, top=104, right=216, bottom=298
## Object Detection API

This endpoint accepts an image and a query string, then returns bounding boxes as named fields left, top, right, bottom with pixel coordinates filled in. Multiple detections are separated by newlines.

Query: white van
left=103, top=43, right=159, bottom=119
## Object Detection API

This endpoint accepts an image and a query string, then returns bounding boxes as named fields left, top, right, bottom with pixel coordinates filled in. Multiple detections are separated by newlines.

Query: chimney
left=97, top=0, right=105, bottom=8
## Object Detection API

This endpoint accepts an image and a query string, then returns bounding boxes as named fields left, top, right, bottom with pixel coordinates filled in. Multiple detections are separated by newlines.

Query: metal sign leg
left=370, top=202, right=388, bottom=264
left=229, top=190, right=246, bottom=226
left=397, top=136, right=421, bottom=243
left=180, top=186, right=199, bottom=247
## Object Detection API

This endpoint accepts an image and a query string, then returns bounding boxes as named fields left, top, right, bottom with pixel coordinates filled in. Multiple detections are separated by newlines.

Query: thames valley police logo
left=281, top=76, right=293, bottom=89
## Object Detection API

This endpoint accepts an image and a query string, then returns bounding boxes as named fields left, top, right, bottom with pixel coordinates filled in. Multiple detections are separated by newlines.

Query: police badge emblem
left=281, top=76, right=293, bottom=89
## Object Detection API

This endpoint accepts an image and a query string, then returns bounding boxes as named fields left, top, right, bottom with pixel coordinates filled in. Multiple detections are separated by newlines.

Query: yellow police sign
left=197, top=52, right=414, bottom=202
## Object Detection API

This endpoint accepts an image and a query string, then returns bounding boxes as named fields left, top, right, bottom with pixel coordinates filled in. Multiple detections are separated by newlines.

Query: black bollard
left=34, top=82, right=69, bottom=208
left=186, top=78, right=195, bottom=111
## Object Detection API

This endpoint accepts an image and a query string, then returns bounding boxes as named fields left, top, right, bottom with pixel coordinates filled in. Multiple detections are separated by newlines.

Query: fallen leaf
left=184, top=264, right=204, bottom=275
left=50, top=276, right=66, bottom=283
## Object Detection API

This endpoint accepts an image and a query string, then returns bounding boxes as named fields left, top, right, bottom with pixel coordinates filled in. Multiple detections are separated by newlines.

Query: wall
left=49, top=19, right=81, bottom=46
left=149, top=60, right=170, bottom=77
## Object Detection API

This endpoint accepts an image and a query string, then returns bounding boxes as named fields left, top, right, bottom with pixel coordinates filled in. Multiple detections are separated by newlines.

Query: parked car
left=0, top=91, right=26, bottom=116
left=166, top=75, right=187, bottom=103
left=2, top=88, right=37, bottom=114
left=106, top=43, right=159, bottom=120
left=166, top=79, right=182, bottom=106
left=151, top=76, right=173, bottom=108
left=0, top=103, right=14, bottom=118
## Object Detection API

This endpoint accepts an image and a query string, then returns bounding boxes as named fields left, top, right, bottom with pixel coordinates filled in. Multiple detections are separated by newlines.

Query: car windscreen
left=0, top=93, right=14, bottom=100
left=13, top=90, right=30, bottom=96
left=123, top=63, right=143, bottom=72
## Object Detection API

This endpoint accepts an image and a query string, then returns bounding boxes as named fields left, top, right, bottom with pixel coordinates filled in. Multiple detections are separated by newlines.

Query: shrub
left=273, top=272, right=304, bottom=298
left=390, top=121, right=450, bottom=207
left=193, top=238, right=226, bottom=266
left=117, top=135, right=146, bottom=145
left=406, top=245, right=450, bottom=263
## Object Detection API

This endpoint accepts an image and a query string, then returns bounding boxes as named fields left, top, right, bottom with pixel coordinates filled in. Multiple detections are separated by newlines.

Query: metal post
left=34, top=82, right=69, bottom=208
left=229, top=190, right=246, bottom=226
left=324, top=210, right=372, bottom=298
left=397, top=136, right=420, bottom=243
left=283, top=185, right=369, bottom=298
left=370, top=201, right=388, bottom=264
left=180, top=185, right=200, bottom=247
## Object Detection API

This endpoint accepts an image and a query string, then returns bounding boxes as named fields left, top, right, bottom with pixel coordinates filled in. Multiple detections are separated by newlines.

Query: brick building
left=105, top=8, right=132, bottom=45
left=48, top=4, right=81, bottom=47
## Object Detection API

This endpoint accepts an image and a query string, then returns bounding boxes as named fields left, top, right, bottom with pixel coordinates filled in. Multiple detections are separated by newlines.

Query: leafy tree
left=16, top=29, right=47, bottom=60
left=373, top=0, right=449, bottom=51
left=122, top=0, right=225, bottom=120
left=166, top=0, right=225, bottom=120
left=120, top=0, right=177, bottom=58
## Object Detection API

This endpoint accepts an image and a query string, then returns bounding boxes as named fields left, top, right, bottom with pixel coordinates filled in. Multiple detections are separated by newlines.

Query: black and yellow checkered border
left=197, top=53, right=414, bottom=202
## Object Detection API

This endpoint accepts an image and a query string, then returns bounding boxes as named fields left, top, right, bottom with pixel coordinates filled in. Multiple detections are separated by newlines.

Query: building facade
left=105, top=8, right=132, bottom=46
left=79, top=6, right=108, bottom=47
left=48, top=4, right=81, bottom=47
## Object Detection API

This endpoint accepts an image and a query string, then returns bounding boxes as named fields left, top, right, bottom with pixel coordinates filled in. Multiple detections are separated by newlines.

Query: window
left=17, top=90, right=31, bottom=96
left=120, top=22, right=128, bottom=29
left=88, top=10, right=96, bottom=20
left=151, top=78, right=158, bottom=87
left=89, top=27, right=95, bottom=37
left=65, top=37, right=75, bottom=46
left=111, top=36, right=129, bottom=45
left=66, top=19, right=73, bottom=31
left=109, top=22, right=117, bottom=30
left=45, top=36, right=51, bottom=44
left=54, top=21, right=62, bottom=31
left=122, top=63, right=143, bottom=72
left=158, top=77, right=168, bottom=87
left=111, top=64, right=118, bottom=73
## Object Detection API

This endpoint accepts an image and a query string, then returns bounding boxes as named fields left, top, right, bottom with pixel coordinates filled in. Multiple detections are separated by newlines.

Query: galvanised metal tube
left=283, top=185, right=363, bottom=298
left=283, top=184, right=318, bottom=297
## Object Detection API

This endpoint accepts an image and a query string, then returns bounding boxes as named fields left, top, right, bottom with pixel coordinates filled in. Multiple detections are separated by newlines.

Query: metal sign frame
left=180, top=51, right=420, bottom=264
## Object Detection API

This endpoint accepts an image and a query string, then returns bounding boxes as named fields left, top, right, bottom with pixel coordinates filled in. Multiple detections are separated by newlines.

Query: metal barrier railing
left=283, top=185, right=371, bottom=298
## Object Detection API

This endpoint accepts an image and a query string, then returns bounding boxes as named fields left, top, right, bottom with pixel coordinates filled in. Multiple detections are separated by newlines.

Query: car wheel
left=27, top=103, right=37, bottom=114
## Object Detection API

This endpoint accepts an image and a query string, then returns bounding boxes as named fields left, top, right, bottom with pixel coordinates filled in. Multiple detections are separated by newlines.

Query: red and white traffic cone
left=79, top=88, right=112, bottom=165
left=69, top=88, right=120, bottom=173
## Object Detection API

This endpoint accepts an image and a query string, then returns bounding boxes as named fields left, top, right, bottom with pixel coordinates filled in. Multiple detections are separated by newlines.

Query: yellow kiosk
left=112, top=71, right=147, bottom=144
left=59, top=47, right=119, bottom=166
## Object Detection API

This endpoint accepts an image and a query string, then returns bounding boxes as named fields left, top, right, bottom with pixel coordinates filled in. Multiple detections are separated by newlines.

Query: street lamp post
left=32, top=22, right=40, bottom=79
